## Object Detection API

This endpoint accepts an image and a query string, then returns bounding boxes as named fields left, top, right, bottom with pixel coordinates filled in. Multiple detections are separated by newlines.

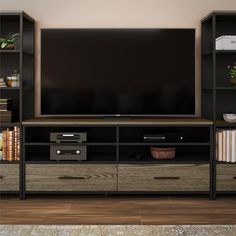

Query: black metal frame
left=21, top=122, right=213, bottom=199
left=0, top=11, right=35, bottom=199
left=201, top=11, right=236, bottom=199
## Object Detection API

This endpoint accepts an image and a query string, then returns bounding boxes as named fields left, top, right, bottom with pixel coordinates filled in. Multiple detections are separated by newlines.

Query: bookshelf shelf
left=0, top=50, right=34, bottom=56
left=119, top=154, right=210, bottom=164
left=0, top=11, right=35, bottom=198
left=215, top=120, right=236, bottom=128
left=24, top=142, right=117, bottom=146
left=0, top=49, right=20, bottom=54
left=0, top=161, right=20, bottom=164
left=216, top=161, right=236, bottom=164
left=25, top=161, right=116, bottom=164
left=0, top=87, right=20, bottom=91
left=119, top=142, right=211, bottom=146
left=202, top=50, right=236, bottom=56
left=203, top=86, right=236, bottom=91
left=202, top=11, right=236, bottom=198
left=0, top=122, right=20, bottom=128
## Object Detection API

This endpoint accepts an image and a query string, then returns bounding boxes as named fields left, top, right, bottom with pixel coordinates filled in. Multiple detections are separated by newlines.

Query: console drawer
left=26, top=164, right=117, bottom=191
left=118, top=164, right=209, bottom=192
left=0, top=164, right=19, bottom=191
left=217, top=164, right=236, bottom=191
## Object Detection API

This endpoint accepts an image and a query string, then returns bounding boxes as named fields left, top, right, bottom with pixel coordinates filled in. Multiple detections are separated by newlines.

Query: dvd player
left=143, top=133, right=184, bottom=142
left=50, top=132, right=87, bottom=143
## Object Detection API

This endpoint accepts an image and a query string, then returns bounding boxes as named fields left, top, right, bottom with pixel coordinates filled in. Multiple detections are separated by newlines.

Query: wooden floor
left=0, top=195, right=236, bottom=225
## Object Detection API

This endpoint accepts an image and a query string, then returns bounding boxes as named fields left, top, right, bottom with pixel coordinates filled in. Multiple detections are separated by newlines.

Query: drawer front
left=26, top=164, right=117, bottom=191
left=118, top=164, right=209, bottom=192
left=217, top=164, right=236, bottom=191
left=0, top=164, right=19, bottom=191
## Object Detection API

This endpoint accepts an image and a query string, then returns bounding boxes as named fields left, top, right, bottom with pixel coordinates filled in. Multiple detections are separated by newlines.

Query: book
left=0, top=111, right=13, bottom=123
left=0, top=111, right=12, bottom=115
left=0, top=80, right=7, bottom=87
left=0, top=101, right=13, bottom=111
left=216, top=132, right=218, bottom=161
left=232, top=130, right=236, bottom=163
left=0, top=98, right=13, bottom=103
left=0, top=83, right=7, bottom=87
left=222, top=130, right=226, bottom=162
left=227, top=130, right=232, bottom=162
left=2, top=130, right=7, bottom=161
left=216, top=129, right=236, bottom=163
left=7, top=130, right=13, bottom=161
left=0, top=132, right=2, bottom=161
left=0, top=127, right=20, bottom=162
left=217, top=131, right=223, bottom=162
left=14, top=126, right=20, bottom=161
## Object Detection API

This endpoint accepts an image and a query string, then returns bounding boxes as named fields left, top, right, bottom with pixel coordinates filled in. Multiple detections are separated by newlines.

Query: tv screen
left=41, top=29, right=195, bottom=116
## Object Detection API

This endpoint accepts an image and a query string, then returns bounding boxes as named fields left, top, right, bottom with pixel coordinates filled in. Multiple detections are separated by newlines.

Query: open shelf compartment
left=25, top=126, right=117, bottom=143
left=119, top=126, right=210, bottom=143
left=119, top=145, right=210, bottom=164
left=25, top=145, right=117, bottom=163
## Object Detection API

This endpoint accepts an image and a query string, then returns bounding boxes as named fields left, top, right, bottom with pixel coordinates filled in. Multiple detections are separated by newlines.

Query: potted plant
left=0, top=33, right=20, bottom=49
left=228, top=63, right=236, bottom=86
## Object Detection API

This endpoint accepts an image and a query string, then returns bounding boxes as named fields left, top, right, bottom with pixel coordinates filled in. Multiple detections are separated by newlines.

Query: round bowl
left=223, top=113, right=236, bottom=123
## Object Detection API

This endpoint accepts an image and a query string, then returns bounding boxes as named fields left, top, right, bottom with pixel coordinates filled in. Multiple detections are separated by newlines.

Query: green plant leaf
left=1, top=42, right=8, bottom=48
left=10, top=33, right=20, bottom=38
left=0, top=38, right=6, bottom=42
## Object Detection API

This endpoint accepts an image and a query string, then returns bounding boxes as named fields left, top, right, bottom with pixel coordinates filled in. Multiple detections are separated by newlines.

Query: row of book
left=216, top=129, right=236, bottom=163
left=0, top=98, right=14, bottom=123
left=0, top=127, right=20, bottom=161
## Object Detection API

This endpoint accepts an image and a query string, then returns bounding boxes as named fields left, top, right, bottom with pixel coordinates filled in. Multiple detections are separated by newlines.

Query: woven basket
left=150, top=147, right=176, bottom=160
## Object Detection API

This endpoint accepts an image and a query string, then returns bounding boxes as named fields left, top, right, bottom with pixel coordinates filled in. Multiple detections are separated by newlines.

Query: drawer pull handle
left=153, top=176, right=180, bottom=180
left=58, top=176, right=86, bottom=180
left=0, top=175, right=3, bottom=179
left=233, top=177, right=236, bottom=180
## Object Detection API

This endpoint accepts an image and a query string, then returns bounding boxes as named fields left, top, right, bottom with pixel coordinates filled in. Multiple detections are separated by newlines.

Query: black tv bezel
left=40, top=28, right=196, bottom=118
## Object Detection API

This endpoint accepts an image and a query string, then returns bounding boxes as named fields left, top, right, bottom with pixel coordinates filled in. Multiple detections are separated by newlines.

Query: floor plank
left=0, top=195, right=236, bottom=224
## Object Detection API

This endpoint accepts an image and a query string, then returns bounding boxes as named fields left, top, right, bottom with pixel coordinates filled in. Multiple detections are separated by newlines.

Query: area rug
left=0, top=225, right=235, bottom=236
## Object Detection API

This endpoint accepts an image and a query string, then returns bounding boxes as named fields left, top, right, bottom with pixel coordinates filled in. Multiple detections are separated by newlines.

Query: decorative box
left=216, top=36, right=236, bottom=50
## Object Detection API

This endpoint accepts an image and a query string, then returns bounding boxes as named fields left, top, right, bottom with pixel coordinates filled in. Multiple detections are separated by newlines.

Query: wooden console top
left=22, top=117, right=213, bottom=126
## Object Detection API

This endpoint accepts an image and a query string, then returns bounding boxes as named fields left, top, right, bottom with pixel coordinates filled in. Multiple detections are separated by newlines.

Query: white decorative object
left=216, top=36, right=236, bottom=50
left=223, top=113, right=236, bottom=123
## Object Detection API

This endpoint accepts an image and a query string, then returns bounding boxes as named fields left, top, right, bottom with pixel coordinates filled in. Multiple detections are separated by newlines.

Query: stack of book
left=0, top=78, right=7, bottom=87
left=0, top=127, right=20, bottom=161
left=0, top=98, right=13, bottom=123
left=216, top=129, right=236, bottom=163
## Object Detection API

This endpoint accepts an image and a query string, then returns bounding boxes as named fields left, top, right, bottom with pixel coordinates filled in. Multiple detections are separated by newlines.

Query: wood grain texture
left=118, top=164, right=210, bottom=192
left=217, top=164, right=236, bottom=191
left=1, top=196, right=236, bottom=224
left=26, top=164, right=117, bottom=191
left=22, top=118, right=212, bottom=126
left=0, top=164, right=19, bottom=191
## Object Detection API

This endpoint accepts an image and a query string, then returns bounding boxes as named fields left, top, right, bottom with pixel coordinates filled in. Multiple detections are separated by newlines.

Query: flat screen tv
left=41, top=29, right=195, bottom=116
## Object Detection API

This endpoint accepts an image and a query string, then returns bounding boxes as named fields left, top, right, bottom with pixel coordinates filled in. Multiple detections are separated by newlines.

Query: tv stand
left=21, top=117, right=214, bottom=199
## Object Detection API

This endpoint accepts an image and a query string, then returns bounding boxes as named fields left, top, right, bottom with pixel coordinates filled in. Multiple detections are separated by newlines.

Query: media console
left=1, top=11, right=236, bottom=200
left=18, top=118, right=214, bottom=199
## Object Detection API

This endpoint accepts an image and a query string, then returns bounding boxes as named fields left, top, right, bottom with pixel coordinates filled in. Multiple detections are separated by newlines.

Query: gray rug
left=0, top=225, right=235, bottom=236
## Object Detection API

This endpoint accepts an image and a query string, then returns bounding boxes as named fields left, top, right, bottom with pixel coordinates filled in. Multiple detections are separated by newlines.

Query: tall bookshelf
left=0, top=11, right=35, bottom=198
left=201, top=11, right=236, bottom=198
